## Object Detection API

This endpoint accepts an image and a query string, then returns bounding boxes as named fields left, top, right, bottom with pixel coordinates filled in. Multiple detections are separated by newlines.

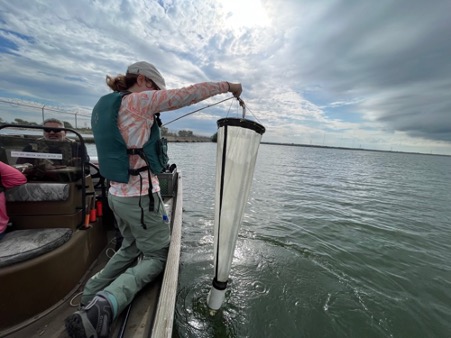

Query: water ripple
left=168, top=143, right=451, bottom=338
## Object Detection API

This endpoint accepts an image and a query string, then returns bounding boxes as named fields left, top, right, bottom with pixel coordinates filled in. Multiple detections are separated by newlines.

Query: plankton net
left=207, top=110, right=265, bottom=311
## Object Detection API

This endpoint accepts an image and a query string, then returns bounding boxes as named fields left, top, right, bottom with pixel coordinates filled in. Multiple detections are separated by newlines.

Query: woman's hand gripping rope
left=227, top=82, right=245, bottom=117
left=227, top=82, right=242, bottom=98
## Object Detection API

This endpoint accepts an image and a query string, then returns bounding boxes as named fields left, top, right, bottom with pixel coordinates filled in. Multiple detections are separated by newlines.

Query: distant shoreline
left=82, top=135, right=451, bottom=157
left=261, top=141, right=451, bottom=157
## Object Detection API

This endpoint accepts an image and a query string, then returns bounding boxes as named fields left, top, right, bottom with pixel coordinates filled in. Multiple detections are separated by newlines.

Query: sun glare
left=219, top=0, right=271, bottom=28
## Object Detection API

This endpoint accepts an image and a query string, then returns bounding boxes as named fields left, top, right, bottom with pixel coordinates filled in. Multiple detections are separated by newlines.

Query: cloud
left=0, top=0, right=450, bottom=154
left=265, top=0, right=451, bottom=143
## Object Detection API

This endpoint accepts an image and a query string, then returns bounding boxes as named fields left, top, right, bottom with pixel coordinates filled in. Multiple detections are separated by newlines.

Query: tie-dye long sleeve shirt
left=109, top=81, right=229, bottom=197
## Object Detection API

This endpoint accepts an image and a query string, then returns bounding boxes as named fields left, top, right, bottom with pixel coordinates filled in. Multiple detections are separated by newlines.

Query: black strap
left=155, top=113, right=163, bottom=127
left=136, top=173, right=147, bottom=229
left=127, top=148, right=144, bottom=156
left=127, top=148, right=155, bottom=229
left=128, top=166, right=149, bottom=176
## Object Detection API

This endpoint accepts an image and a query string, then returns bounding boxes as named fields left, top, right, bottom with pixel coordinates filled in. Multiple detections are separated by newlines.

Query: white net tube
left=208, top=118, right=265, bottom=310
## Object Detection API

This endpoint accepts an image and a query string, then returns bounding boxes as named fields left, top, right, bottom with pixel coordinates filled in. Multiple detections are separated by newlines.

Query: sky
left=1, top=0, right=451, bottom=155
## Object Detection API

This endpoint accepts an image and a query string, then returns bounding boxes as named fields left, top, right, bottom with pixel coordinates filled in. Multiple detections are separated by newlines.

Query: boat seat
left=0, top=228, right=72, bottom=268
left=6, top=182, right=84, bottom=230
left=6, top=182, right=70, bottom=202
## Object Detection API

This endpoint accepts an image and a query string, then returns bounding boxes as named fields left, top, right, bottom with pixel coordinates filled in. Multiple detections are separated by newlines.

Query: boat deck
left=3, top=191, right=182, bottom=338
left=3, top=232, right=156, bottom=338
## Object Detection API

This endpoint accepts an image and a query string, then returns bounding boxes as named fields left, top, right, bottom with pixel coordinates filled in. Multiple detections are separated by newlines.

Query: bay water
left=88, top=142, right=451, bottom=337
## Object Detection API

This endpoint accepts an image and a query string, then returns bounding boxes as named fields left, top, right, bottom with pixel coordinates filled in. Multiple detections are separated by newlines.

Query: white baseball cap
left=127, top=61, right=166, bottom=90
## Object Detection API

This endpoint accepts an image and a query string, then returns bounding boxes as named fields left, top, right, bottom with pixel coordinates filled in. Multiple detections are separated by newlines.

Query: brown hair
left=105, top=73, right=139, bottom=91
left=43, top=118, right=64, bottom=127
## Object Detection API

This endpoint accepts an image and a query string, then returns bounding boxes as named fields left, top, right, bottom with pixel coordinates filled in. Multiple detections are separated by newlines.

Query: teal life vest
left=91, top=91, right=169, bottom=183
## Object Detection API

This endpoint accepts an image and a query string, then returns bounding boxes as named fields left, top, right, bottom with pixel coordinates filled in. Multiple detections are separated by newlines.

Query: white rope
left=162, top=96, right=237, bottom=126
left=69, top=291, right=84, bottom=307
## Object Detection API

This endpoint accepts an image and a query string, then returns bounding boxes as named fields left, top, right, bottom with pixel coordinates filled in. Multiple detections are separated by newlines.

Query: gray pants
left=81, top=193, right=170, bottom=315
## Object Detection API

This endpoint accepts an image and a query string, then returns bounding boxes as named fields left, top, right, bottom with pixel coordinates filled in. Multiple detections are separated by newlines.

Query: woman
left=65, top=61, right=242, bottom=338
left=0, top=161, right=27, bottom=239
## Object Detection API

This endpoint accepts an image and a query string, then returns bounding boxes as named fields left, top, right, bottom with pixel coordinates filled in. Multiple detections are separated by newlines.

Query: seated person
left=16, top=118, right=89, bottom=181
left=0, top=161, right=27, bottom=239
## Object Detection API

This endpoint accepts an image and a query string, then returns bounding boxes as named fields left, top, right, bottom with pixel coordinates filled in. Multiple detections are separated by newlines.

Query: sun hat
left=127, top=61, right=166, bottom=90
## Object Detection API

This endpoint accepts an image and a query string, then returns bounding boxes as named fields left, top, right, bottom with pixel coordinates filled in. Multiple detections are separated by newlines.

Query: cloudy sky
left=1, top=0, right=450, bottom=155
